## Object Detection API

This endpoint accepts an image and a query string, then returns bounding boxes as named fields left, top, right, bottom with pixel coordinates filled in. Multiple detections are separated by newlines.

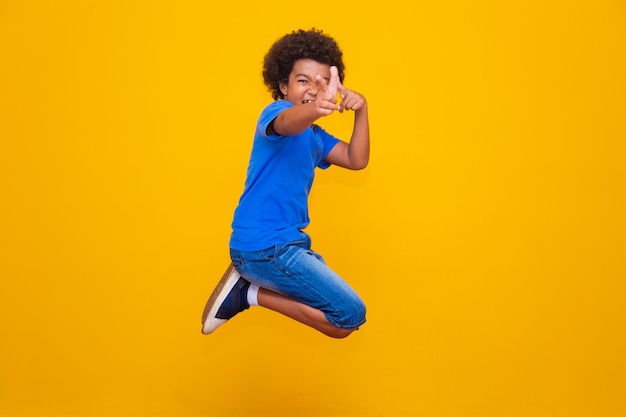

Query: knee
left=345, top=298, right=366, bottom=329
left=324, top=327, right=357, bottom=339
left=326, top=299, right=366, bottom=338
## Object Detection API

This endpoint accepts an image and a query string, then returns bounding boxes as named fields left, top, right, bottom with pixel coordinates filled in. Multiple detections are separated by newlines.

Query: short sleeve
left=312, top=124, right=341, bottom=169
left=257, top=100, right=293, bottom=140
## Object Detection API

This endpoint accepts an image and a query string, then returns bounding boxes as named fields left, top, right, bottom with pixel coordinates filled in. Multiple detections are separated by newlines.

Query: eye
left=297, top=79, right=308, bottom=84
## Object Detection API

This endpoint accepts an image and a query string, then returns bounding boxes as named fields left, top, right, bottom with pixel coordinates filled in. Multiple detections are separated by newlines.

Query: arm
left=271, top=65, right=370, bottom=170
left=324, top=88, right=370, bottom=170
left=270, top=102, right=332, bottom=136
left=270, top=66, right=342, bottom=136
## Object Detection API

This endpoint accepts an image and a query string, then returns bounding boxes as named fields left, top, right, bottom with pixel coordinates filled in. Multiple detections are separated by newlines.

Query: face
left=279, top=59, right=331, bottom=105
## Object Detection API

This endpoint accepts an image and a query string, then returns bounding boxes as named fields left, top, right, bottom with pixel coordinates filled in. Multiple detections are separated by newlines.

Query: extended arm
left=269, top=65, right=370, bottom=170
left=270, top=66, right=342, bottom=136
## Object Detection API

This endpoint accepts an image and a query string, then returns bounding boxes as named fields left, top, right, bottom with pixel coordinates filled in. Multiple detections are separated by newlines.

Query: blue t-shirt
left=229, top=100, right=341, bottom=251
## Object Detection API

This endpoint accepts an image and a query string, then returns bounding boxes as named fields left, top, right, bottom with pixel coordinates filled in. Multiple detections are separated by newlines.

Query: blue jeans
left=230, top=236, right=366, bottom=330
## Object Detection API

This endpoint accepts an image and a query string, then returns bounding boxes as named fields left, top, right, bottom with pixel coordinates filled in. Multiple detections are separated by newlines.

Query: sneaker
left=201, top=263, right=250, bottom=334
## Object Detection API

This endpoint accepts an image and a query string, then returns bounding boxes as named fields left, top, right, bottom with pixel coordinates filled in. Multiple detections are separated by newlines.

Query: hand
left=315, top=66, right=367, bottom=116
left=314, top=66, right=366, bottom=114
left=312, top=66, right=341, bottom=116
left=337, top=83, right=367, bottom=113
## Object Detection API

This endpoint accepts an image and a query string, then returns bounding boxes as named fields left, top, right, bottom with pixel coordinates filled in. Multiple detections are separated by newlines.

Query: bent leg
left=258, top=288, right=356, bottom=338
left=231, top=237, right=366, bottom=336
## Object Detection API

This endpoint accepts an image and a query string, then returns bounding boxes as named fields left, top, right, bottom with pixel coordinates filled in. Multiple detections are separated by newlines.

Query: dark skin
left=269, top=59, right=370, bottom=170
left=256, top=59, right=370, bottom=338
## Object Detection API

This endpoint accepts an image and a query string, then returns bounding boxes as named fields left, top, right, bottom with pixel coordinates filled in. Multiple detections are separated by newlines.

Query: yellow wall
left=1, top=1, right=625, bottom=416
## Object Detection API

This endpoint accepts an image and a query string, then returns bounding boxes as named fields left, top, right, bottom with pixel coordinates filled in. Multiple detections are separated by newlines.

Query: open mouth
left=303, top=100, right=313, bottom=104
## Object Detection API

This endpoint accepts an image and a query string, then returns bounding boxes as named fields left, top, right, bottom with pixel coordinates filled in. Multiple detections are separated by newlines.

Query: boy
left=201, top=28, right=370, bottom=338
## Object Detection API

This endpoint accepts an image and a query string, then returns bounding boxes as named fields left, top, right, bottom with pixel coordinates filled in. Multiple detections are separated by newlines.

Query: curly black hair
left=262, top=28, right=345, bottom=100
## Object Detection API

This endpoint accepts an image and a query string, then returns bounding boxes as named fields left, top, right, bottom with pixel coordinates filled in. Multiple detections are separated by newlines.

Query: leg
left=234, top=238, right=366, bottom=335
left=202, top=238, right=366, bottom=336
left=201, top=268, right=356, bottom=337
left=257, top=288, right=355, bottom=338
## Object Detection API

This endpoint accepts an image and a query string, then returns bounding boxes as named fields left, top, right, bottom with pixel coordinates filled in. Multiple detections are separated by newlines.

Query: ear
left=279, top=81, right=287, bottom=96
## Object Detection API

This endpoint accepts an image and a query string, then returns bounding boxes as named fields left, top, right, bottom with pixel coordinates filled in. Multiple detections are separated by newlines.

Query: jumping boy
left=201, top=28, right=370, bottom=338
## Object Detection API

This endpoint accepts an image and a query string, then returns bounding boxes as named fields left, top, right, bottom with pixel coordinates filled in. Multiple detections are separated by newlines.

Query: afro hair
left=262, top=28, right=345, bottom=100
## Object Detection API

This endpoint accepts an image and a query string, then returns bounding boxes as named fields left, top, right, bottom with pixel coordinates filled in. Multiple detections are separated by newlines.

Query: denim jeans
left=230, top=236, right=366, bottom=330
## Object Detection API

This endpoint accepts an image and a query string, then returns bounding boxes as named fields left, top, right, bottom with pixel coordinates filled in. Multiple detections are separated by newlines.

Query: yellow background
left=1, top=1, right=625, bottom=416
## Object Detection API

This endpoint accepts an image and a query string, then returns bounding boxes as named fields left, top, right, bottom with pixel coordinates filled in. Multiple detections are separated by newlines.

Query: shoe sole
left=201, top=263, right=241, bottom=335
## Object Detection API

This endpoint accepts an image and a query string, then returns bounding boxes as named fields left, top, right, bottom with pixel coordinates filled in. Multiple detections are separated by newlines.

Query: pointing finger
left=328, top=66, right=340, bottom=96
left=314, top=74, right=328, bottom=93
